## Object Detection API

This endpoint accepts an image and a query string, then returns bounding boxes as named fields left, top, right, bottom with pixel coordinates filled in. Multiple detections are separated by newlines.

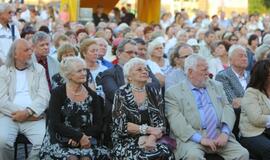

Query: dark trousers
left=232, top=108, right=241, bottom=140
left=240, top=134, right=270, bottom=160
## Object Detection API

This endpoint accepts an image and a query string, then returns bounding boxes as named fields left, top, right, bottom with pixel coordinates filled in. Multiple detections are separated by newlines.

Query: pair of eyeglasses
left=230, top=38, right=238, bottom=41
left=135, top=67, right=149, bottom=72
left=177, top=55, right=189, bottom=59
left=88, top=49, right=99, bottom=53
left=125, top=50, right=136, bottom=55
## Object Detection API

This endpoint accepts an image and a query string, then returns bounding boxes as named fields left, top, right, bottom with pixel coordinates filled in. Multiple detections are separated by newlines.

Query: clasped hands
left=200, top=133, right=229, bottom=152
left=11, top=109, right=39, bottom=122
left=68, top=134, right=92, bottom=148
left=139, top=127, right=163, bottom=151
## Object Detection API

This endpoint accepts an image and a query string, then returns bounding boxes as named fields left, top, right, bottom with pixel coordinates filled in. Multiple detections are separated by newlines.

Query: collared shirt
left=188, top=81, right=231, bottom=143
left=36, top=56, right=52, bottom=90
left=189, top=82, right=218, bottom=130
left=90, top=60, right=108, bottom=81
left=100, top=58, right=113, bottom=68
left=231, top=67, right=248, bottom=90
left=0, top=23, right=20, bottom=62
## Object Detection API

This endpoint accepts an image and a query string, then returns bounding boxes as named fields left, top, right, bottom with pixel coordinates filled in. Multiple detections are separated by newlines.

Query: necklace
left=68, top=85, right=83, bottom=96
left=131, top=84, right=146, bottom=92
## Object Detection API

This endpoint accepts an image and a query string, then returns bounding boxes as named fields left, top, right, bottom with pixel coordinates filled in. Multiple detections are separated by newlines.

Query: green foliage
left=264, top=0, right=270, bottom=8
left=249, top=0, right=270, bottom=14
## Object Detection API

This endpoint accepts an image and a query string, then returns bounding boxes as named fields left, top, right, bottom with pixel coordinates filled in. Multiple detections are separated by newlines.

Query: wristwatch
left=139, top=124, right=148, bottom=135
left=26, top=107, right=34, bottom=116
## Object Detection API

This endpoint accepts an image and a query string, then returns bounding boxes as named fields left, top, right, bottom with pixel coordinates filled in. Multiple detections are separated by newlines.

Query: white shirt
left=20, top=9, right=30, bottom=22
left=164, top=37, right=177, bottom=57
left=231, top=67, right=248, bottom=90
left=91, top=60, right=108, bottom=81
left=13, top=69, right=32, bottom=109
left=208, top=58, right=227, bottom=78
left=0, top=23, right=20, bottom=62
left=146, top=59, right=163, bottom=75
left=199, top=41, right=214, bottom=61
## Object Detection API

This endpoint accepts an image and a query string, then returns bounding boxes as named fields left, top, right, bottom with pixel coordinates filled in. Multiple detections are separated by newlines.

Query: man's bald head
left=5, top=39, right=33, bottom=68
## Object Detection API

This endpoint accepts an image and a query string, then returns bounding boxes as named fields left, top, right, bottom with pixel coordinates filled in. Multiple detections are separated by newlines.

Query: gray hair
left=32, top=31, right=50, bottom=45
left=176, top=29, right=187, bottom=39
left=255, top=44, right=270, bottom=61
left=116, top=39, right=136, bottom=55
left=94, top=37, right=108, bottom=47
left=184, top=54, right=207, bottom=74
left=123, top=57, right=146, bottom=83
left=60, top=57, right=86, bottom=81
left=5, top=39, right=34, bottom=68
left=0, top=3, right=11, bottom=13
left=228, top=44, right=246, bottom=59
left=147, top=38, right=163, bottom=56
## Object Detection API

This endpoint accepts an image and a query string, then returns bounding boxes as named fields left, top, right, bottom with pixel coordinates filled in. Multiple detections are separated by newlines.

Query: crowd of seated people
left=2, top=2, right=270, bottom=160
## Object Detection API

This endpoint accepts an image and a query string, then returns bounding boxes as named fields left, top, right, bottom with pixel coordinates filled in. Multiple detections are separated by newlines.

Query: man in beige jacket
left=0, top=39, right=50, bottom=160
left=165, top=54, right=249, bottom=160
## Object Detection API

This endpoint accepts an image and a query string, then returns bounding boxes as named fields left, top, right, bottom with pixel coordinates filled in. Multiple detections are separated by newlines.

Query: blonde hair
left=57, top=43, right=78, bottom=62
left=79, top=38, right=97, bottom=59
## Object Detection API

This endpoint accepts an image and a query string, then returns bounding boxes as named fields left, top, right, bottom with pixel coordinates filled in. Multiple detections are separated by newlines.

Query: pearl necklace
left=131, top=84, right=146, bottom=93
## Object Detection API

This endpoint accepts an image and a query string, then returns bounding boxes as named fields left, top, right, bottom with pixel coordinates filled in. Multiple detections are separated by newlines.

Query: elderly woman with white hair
left=112, top=57, right=175, bottom=160
left=147, top=38, right=171, bottom=74
left=146, top=38, right=171, bottom=87
left=40, top=57, right=110, bottom=160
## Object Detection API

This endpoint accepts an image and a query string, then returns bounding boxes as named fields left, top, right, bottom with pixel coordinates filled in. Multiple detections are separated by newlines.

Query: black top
left=93, top=13, right=109, bottom=26
left=51, top=69, right=93, bottom=89
left=48, top=84, right=104, bottom=143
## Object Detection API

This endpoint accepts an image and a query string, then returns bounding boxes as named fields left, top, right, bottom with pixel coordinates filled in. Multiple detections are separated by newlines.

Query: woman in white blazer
left=240, top=59, right=270, bottom=160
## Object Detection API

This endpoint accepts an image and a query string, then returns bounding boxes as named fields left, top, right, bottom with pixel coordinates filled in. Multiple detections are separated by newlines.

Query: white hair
left=184, top=54, right=207, bottom=74
left=263, top=34, right=270, bottom=45
left=255, top=44, right=270, bottom=61
left=94, top=37, right=108, bottom=47
left=123, top=57, right=146, bottom=83
left=176, top=29, right=187, bottom=39
left=195, top=28, right=207, bottom=40
left=0, top=3, right=11, bottom=13
left=228, top=44, right=247, bottom=59
left=60, top=57, right=86, bottom=81
left=147, top=38, right=163, bottom=56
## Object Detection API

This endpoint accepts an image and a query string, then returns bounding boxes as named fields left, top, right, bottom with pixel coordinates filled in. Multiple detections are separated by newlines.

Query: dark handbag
left=157, top=135, right=177, bottom=151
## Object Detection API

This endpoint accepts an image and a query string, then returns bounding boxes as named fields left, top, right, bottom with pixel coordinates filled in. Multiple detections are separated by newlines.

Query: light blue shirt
left=188, top=81, right=231, bottom=143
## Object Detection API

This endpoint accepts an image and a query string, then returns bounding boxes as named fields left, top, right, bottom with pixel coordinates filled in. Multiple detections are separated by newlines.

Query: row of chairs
left=14, top=133, right=224, bottom=160
left=14, top=134, right=257, bottom=160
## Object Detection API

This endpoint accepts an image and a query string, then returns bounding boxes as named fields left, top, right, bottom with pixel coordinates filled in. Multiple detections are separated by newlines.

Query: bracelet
left=139, top=124, right=148, bottom=135
left=26, top=107, right=34, bottom=116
